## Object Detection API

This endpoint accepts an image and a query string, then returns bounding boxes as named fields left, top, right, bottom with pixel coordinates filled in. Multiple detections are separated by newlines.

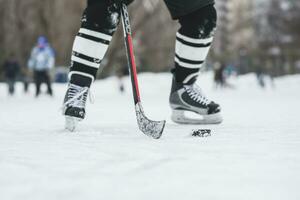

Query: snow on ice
left=0, top=73, right=299, bottom=200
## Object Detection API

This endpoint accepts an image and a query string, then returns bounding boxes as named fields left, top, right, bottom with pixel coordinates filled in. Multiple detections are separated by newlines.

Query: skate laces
left=63, top=84, right=92, bottom=109
left=184, top=84, right=211, bottom=105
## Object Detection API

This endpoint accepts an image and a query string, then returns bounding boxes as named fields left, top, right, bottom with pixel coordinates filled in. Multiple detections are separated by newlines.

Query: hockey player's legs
left=44, top=72, right=53, bottom=96
left=169, top=4, right=222, bottom=124
left=69, top=1, right=120, bottom=84
left=7, top=79, right=15, bottom=95
left=34, top=71, right=42, bottom=97
left=63, top=0, right=120, bottom=131
left=174, top=4, right=217, bottom=84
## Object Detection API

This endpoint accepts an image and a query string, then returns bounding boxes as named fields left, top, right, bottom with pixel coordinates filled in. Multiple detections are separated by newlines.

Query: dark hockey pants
left=34, top=71, right=53, bottom=97
left=6, top=79, right=16, bottom=95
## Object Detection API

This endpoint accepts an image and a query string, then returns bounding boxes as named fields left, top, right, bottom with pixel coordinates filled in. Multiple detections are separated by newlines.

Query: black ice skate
left=62, top=83, right=89, bottom=132
left=169, top=78, right=222, bottom=124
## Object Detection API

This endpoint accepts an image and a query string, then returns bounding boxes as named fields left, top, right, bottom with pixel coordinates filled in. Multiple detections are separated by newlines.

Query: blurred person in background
left=28, top=36, right=55, bottom=97
left=2, top=53, right=20, bottom=95
left=62, top=0, right=222, bottom=130
left=115, top=64, right=128, bottom=93
left=255, top=65, right=266, bottom=88
left=214, top=63, right=235, bottom=89
left=21, top=66, right=31, bottom=94
left=214, top=63, right=226, bottom=88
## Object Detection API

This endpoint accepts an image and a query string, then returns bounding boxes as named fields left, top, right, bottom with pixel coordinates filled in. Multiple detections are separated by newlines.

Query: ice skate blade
left=65, top=116, right=81, bottom=132
left=171, top=110, right=223, bottom=125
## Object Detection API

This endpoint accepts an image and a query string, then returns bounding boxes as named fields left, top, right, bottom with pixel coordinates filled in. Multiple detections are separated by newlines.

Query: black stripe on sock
left=176, top=36, right=211, bottom=48
left=175, top=54, right=204, bottom=65
left=77, top=32, right=110, bottom=45
left=70, top=62, right=98, bottom=79
left=72, top=51, right=102, bottom=64
left=173, top=64, right=201, bottom=83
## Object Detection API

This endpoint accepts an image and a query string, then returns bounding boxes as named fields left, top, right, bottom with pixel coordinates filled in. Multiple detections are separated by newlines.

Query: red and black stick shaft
left=120, top=3, right=165, bottom=139
left=120, top=3, right=141, bottom=105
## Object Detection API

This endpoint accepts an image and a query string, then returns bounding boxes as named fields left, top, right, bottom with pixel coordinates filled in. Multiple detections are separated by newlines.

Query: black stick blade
left=135, top=103, right=165, bottom=139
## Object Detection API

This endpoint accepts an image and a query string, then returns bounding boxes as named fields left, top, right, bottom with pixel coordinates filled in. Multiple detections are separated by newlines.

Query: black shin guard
left=172, top=4, right=217, bottom=84
left=69, top=1, right=120, bottom=87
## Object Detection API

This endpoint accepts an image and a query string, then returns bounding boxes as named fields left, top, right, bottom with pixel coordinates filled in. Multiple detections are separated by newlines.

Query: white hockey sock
left=69, top=28, right=113, bottom=81
left=174, top=32, right=213, bottom=84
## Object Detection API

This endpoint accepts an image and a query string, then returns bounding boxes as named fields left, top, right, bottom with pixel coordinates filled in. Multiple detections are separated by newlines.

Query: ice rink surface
left=0, top=73, right=300, bottom=200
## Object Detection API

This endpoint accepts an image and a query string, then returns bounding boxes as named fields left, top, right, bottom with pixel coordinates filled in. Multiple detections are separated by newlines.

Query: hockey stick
left=120, top=3, right=165, bottom=139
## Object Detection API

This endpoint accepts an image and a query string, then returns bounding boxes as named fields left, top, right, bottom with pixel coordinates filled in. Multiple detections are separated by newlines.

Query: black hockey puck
left=192, top=129, right=211, bottom=137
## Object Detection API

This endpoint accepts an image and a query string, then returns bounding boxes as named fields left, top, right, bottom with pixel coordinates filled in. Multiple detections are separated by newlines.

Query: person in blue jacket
left=28, top=36, right=55, bottom=97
